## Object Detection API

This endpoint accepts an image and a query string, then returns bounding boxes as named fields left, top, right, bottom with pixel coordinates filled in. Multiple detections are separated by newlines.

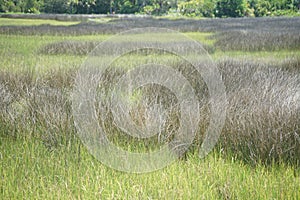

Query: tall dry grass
left=0, top=69, right=75, bottom=149
left=1, top=57, right=299, bottom=165
left=217, top=58, right=300, bottom=165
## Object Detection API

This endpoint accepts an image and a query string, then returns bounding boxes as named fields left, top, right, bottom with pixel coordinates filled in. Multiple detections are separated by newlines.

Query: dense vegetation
left=0, top=16, right=300, bottom=198
left=1, top=16, right=300, bottom=164
left=0, top=0, right=300, bottom=17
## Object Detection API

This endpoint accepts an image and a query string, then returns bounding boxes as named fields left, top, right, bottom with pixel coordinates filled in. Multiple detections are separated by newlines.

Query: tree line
left=1, top=0, right=299, bottom=17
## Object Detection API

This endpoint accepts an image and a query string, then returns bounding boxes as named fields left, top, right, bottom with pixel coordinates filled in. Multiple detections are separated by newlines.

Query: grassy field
left=0, top=16, right=300, bottom=199
left=2, top=137, right=299, bottom=199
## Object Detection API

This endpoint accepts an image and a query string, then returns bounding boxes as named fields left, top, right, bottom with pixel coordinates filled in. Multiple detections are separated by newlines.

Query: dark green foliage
left=118, top=0, right=139, bottom=14
left=250, top=0, right=300, bottom=16
left=24, top=0, right=42, bottom=13
left=0, top=0, right=26, bottom=12
left=0, top=0, right=299, bottom=16
left=215, top=0, right=248, bottom=17
left=93, top=0, right=112, bottom=14
left=178, top=0, right=217, bottom=17
left=43, top=0, right=70, bottom=14
left=74, top=0, right=96, bottom=14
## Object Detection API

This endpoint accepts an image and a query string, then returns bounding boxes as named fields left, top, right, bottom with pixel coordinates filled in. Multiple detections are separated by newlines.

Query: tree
left=75, top=0, right=96, bottom=14
left=254, top=0, right=272, bottom=16
left=202, top=0, right=217, bottom=17
left=215, top=0, right=248, bottom=17
left=250, top=0, right=299, bottom=16
left=119, top=0, right=139, bottom=13
left=0, top=0, right=11, bottom=12
left=179, top=0, right=204, bottom=17
left=140, top=0, right=170, bottom=15
left=92, top=0, right=111, bottom=13
left=24, top=0, right=42, bottom=13
left=293, top=0, right=300, bottom=10
left=43, top=0, right=70, bottom=13
left=0, top=0, right=25, bottom=12
left=179, top=0, right=217, bottom=17
left=16, top=0, right=27, bottom=12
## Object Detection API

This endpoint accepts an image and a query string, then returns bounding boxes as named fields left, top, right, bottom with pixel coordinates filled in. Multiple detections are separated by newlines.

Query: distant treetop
left=0, top=0, right=299, bottom=17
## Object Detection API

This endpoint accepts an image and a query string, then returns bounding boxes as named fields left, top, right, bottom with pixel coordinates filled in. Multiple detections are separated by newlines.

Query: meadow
left=0, top=16, right=300, bottom=199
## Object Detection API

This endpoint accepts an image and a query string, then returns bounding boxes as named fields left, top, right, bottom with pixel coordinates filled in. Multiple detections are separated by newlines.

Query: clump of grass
left=280, top=56, right=300, bottom=73
left=38, top=41, right=99, bottom=55
left=39, top=41, right=215, bottom=56
left=213, top=30, right=300, bottom=51
left=217, top=58, right=300, bottom=166
left=0, top=69, right=75, bottom=150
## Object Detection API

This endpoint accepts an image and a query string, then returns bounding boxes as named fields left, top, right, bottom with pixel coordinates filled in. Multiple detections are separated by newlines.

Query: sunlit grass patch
left=185, top=32, right=216, bottom=46
left=0, top=34, right=110, bottom=55
left=0, top=18, right=80, bottom=26
left=1, top=136, right=299, bottom=199
left=0, top=34, right=109, bottom=72
left=213, top=50, right=300, bottom=61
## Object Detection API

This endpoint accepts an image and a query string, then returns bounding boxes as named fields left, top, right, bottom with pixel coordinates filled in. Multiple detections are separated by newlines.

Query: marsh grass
left=214, top=30, right=300, bottom=51
left=0, top=18, right=299, bottom=165
left=38, top=40, right=215, bottom=55
left=38, top=41, right=99, bottom=55
left=1, top=16, right=300, bottom=199
left=217, top=58, right=300, bottom=165
left=1, top=55, right=299, bottom=166
left=1, top=16, right=300, bottom=36
left=0, top=68, right=74, bottom=149
left=0, top=17, right=80, bottom=26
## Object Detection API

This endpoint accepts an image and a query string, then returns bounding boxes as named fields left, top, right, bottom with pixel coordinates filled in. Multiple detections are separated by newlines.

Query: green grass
left=0, top=34, right=110, bottom=55
left=185, top=32, right=216, bottom=46
left=2, top=32, right=298, bottom=73
left=0, top=32, right=215, bottom=73
left=0, top=18, right=80, bottom=26
left=0, top=34, right=110, bottom=72
left=1, top=136, right=299, bottom=199
left=213, top=49, right=300, bottom=61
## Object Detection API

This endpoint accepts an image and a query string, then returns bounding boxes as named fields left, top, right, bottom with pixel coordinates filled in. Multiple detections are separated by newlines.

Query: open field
left=0, top=16, right=300, bottom=199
